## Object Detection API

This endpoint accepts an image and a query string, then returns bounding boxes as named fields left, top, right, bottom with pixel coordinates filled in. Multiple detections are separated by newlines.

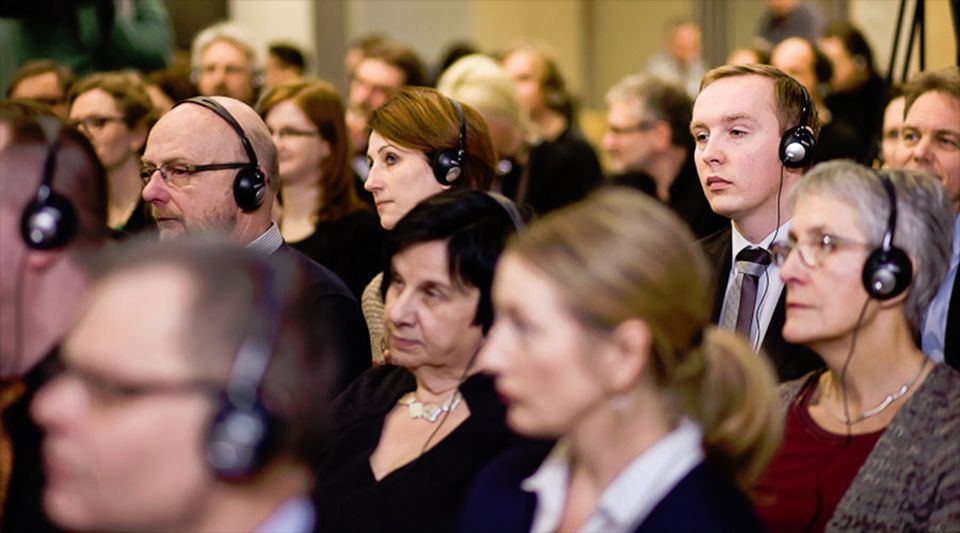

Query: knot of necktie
left=736, top=247, right=771, bottom=277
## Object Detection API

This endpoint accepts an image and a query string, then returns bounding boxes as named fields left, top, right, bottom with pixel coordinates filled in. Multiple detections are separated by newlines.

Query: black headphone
left=862, top=172, right=913, bottom=300
left=206, top=260, right=286, bottom=480
left=778, top=84, right=817, bottom=168
left=20, top=117, right=78, bottom=250
left=432, top=97, right=467, bottom=186
left=177, top=96, right=266, bottom=211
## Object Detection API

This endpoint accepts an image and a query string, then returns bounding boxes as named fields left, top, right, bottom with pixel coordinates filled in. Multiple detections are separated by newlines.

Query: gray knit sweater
left=361, top=272, right=385, bottom=366
left=779, top=363, right=960, bottom=531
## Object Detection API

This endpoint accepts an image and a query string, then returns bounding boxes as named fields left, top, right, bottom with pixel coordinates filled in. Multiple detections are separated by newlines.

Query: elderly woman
left=360, top=86, right=496, bottom=363
left=315, top=189, right=522, bottom=532
left=462, top=188, right=782, bottom=532
left=68, top=71, right=156, bottom=235
left=755, top=161, right=959, bottom=531
left=258, top=80, right=384, bottom=299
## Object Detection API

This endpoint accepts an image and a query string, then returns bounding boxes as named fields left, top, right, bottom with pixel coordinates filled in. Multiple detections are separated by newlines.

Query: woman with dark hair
left=316, top=189, right=522, bottom=533
left=68, top=71, right=157, bottom=235
left=360, top=86, right=497, bottom=363
left=460, top=188, right=780, bottom=532
left=756, top=161, right=959, bottom=531
left=258, top=80, right=384, bottom=299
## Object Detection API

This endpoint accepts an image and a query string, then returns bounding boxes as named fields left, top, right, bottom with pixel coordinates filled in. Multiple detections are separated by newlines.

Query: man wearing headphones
left=1, top=104, right=108, bottom=531
left=897, top=67, right=960, bottom=369
left=141, top=95, right=370, bottom=390
left=32, top=240, right=333, bottom=532
left=691, top=64, right=824, bottom=381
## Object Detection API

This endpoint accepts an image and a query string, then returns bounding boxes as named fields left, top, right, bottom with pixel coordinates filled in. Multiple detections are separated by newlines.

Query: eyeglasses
left=68, top=115, right=125, bottom=131
left=607, top=121, right=657, bottom=135
left=140, top=162, right=251, bottom=188
left=269, top=126, right=320, bottom=140
left=770, top=233, right=869, bottom=268
left=53, top=360, right=222, bottom=406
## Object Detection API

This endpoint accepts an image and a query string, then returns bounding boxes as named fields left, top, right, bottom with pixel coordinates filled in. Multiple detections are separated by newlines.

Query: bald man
left=141, top=96, right=370, bottom=390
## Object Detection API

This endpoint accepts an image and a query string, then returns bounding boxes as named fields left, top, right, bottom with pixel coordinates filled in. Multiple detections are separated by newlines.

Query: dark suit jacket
left=275, top=244, right=371, bottom=393
left=457, top=443, right=762, bottom=533
left=698, top=228, right=823, bottom=382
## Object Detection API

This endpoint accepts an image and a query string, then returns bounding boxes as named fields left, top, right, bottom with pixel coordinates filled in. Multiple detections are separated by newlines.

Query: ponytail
left=675, top=327, right=783, bottom=491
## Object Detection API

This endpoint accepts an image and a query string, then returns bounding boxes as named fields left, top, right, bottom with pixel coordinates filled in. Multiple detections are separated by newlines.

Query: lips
left=705, top=176, right=732, bottom=191
left=388, top=334, right=420, bottom=351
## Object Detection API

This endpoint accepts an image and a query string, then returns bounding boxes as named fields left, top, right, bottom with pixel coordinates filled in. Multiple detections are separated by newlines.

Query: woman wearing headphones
left=316, top=190, right=522, bottom=533
left=359, top=86, right=496, bottom=364
left=461, top=188, right=780, bottom=532
left=258, top=80, right=384, bottom=299
left=755, top=161, right=960, bottom=531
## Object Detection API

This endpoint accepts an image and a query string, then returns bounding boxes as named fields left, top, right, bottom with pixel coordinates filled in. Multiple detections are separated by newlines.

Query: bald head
left=141, top=97, right=278, bottom=242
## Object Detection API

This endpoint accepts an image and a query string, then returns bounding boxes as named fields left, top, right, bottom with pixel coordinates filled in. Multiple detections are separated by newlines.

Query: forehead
left=393, top=240, right=450, bottom=279
left=494, top=254, right=564, bottom=310
left=772, top=40, right=814, bottom=70
left=367, top=130, right=418, bottom=155
left=70, top=88, right=119, bottom=114
left=503, top=51, right=543, bottom=78
left=792, top=193, right=861, bottom=236
left=12, top=71, right=63, bottom=97
left=905, top=91, right=960, bottom=131
left=201, top=39, right=250, bottom=66
left=356, top=59, right=404, bottom=87
left=65, top=266, right=195, bottom=379
left=145, top=105, right=242, bottom=161
left=265, top=99, right=310, bottom=124
left=693, top=75, right=778, bottom=125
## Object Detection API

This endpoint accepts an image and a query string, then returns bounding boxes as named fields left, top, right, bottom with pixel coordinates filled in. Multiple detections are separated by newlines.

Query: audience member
left=462, top=188, right=780, bottom=532
left=435, top=54, right=533, bottom=202
left=258, top=80, right=385, bottom=299
left=433, top=40, right=480, bottom=86
left=266, top=43, right=306, bottom=88
left=645, top=18, right=705, bottom=98
left=757, top=162, right=958, bottom=531
left=140, top=95, right=369, bottom=391
left=820, top=21, right=889, bottom=163
left=68, top=71, right=157, bottom=236
left=347, top=40, right=427, bottom=180
left=726, top=46, right=771, bottom=66
left=878, top=87, right=904, bottom=168
left=896, top=67, right=960, bottom=369
left=758, top=0, right=823, bottom=46
left=32, top=239, right=336, bottom=532
left=692, top=64, right=824, bottom=381
left=6, top=60, right=74, bottom=118
left=1, top=104, right=108, bottom=532
left=361, top=86, right=496, bottom=364
left=603, top=74, right=727, bottom=238
left=344, top=33, right=387, bottom=79
left=500, top=44, right=603, bottom=215
left=771, top=37, right=866, bottom=164
left=191, top=22, right=260, bottom=105
left=316, top=190, right=522, bottom=533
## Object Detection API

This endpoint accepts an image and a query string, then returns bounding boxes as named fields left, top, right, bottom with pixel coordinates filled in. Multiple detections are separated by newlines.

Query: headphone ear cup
left=233, top=167, right=266, bottom=211
left=20, top=190, right=78, bottom=250
left=432, top=150, right=462, bottom=186
left=862, top=246, right=913, bottom=300
left=779, top=126, right=816, bottom=168
left=206, top=394, right=277, bottom=481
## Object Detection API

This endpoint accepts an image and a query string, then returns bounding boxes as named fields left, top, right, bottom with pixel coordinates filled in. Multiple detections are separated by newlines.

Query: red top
left=755, top=376, right=885, bottom=533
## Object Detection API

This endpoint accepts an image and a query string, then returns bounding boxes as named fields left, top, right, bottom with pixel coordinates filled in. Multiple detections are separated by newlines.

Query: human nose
left=386, top=287, right=416, bottom=329
left=363, top=164, right=382, bottom=192
left=778, top=243, right=808, bottom=285
left=698, top=135, right=722, bottom=166
left=476, top=321, right=509, bottom=374
left=601, top=130, right=617, bottom=152
left=31, top=372, right=82, bottom=434
left=141, top=169, right=169, bottom=204
left=910, top=135, right=934, bottom=165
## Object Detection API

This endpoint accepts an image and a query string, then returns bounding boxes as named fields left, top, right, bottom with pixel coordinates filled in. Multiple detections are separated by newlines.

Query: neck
left=411, top=341, right=483, bottom=403
left=566, top=387, right=674, bottom=493
left=187, top=460, right=311, bottom=533
left=107, top=156, right=143, bottom=228
left=1, top=253, right=91, bottom=377
left=279, top=178, right=321, bottom=241
left=531, top=108, right=567, bottom=142
left=814, top=305, right=927, bottom=410
left=644, top=147, right=687, bottom=202
left=733, top=181, right=794, bottom=244
left=233, top=210, right=274, bottom=246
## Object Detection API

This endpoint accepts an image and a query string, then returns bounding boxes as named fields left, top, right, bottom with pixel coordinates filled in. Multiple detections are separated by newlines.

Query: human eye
left=88, top=117, right=109, bottom=129
left=901, top=128, right=920, bottom=145
left=692, top=130, right=708, bottom=144
left=729, top=127, right=748, bottom=138
left=167, top=164, right=193, bottom=177
left=937, top=134, right=960, bottom=150
left=384, top=152, right=399, bottom=166
left=139, top=163, right=157, bottom=181
left=819, top=234, right=838, bottom=254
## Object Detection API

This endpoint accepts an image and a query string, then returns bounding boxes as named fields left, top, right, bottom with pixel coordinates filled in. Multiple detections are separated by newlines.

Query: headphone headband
left=431, top=97, right=467, bottom=185
left=178, top=97, right=261, bottom=171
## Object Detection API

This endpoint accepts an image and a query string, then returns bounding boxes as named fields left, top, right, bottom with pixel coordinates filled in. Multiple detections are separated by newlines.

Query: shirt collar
left=522, top=420, right=705, bottom=533
left=247, top=221, right=284, bottom=255
left=731, top=218, right=792, bottom=259
left=951, top=214, right=960, bottom=260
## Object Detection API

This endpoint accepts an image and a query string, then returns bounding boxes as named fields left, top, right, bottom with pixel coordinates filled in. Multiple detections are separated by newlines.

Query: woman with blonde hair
left=258, top=80, right=384, bottom=299
left=462, top=188, right=781, bottom=532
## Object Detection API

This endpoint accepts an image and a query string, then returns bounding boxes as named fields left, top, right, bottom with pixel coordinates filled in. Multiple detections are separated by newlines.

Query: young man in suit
left=896, top=67, right=960, bottom=369
left=690, top=64, right=823, bottom=381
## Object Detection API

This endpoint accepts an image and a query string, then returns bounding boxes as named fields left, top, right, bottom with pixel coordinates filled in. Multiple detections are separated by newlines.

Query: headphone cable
left=9, top=253, right=30, bottom=378
left=752, top=164, right=786, bottom=350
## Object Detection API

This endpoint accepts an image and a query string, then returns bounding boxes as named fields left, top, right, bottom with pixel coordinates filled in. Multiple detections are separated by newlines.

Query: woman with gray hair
left=756, top=160, right=960, bottom=531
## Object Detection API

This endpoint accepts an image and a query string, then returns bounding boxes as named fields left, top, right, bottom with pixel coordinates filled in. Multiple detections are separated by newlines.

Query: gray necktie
left=720, top=247, right=772, bottom=340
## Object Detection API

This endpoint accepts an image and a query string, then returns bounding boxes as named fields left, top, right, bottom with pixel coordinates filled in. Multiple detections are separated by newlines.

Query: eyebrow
left=690, top=113, right=756, bottom=132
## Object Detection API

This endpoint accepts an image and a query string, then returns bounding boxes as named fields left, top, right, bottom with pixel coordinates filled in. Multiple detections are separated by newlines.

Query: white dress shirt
left=522, top=420, right=705, bottom=533
left=921, top=214, right=960, bottom=362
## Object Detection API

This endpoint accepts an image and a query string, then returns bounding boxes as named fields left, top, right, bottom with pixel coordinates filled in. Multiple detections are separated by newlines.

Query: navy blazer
left=457, top=443, right=762, bottom=533
left=698, top=228, right=823, bottom=382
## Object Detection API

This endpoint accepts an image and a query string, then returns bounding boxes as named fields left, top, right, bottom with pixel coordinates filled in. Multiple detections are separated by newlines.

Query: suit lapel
left=698, top=228, right=732, bottom=323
